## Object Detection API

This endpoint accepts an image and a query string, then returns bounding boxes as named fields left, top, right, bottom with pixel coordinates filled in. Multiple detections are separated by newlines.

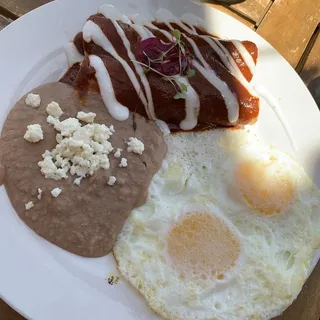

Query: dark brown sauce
left=74, top=32, right=84, bottom=55
left=59, top=15, right=259, bottom=132
left=60, top=63, right=80, bottom=87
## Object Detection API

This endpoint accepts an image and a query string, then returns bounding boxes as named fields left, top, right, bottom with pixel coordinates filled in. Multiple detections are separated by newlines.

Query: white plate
left=0, top=0, right=319, bottom=319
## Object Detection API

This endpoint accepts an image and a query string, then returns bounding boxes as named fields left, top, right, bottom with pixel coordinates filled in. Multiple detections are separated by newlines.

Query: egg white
left=114, top=127, right=320, bottom=320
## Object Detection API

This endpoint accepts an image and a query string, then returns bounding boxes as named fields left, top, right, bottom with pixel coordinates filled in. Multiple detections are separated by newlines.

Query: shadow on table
left=308, top=76, right=320, bottom=108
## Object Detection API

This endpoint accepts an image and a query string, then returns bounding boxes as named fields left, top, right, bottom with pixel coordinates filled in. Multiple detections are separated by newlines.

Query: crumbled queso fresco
left=47, top=115, right=60, bottom=127
left=22, top=93, right=147, bottom=211
left=46, top=101, right=63, bottom=118
left=108, top=176, right=117, bottom=186
left=24, top=124, right=44, bottom=143
left=51, top=187, right=62, bottom=198
left=77, top=111, right=96, bottom=123
left=119, top=158, right=128, bottom=168
left=114, top=148, right=122, bottom=158
left=127, top=137, right=144, bottom=154
left=39, top=118, right=114, bottom=181
left=109, top=125, right=115, bottom=133
left=73, top=177, right=82, bottom=186
left=25, top=201, right=34, bottom=210
left=25, top=93, right=41, bottom=108
left=37, top=188, right=43, bottom=200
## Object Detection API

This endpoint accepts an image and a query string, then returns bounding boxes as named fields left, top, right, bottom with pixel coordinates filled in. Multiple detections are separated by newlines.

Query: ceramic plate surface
left=0, top=0, right=319, bottom=319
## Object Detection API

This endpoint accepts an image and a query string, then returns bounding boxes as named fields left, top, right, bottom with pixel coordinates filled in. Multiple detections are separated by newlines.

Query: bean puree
left=0, top=82, right=167, bottom=257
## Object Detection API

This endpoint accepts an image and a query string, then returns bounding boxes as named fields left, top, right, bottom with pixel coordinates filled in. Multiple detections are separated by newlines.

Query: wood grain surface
left=203, top=0, right=270, bottom=22
left=0, top=1, right=319, bottom=320
left=0, top=0, right=51, bottom=17
left=228, top=0, right=270, bottom=21
left=0, top=14, right=10, bottom=29
left=256, top=0, right=320, bottom=68
left=206, top=3, right=255, bottom=27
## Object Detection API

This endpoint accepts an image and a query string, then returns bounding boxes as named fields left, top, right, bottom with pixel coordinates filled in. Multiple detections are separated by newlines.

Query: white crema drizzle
left=156, top=11, right=256, bottom=101
left=162, top=13, right=255, bottom=98
left=165, top=18, right=255, bottom=121
left=109, top=19, right=156, bottom=119
left=98, top=6, right=156, bottom=119
left=83, top=20, right=148, bottom=110
left=231, top=40, right=256, bottom=75
left=64, top=42, right=83, bottom=67
left=174, top=76, right=200, bottom=130
left=185, top=37, right=210, bottom=69
left=98, top=4, right=131, bottom=24
left=200, top=36, right=234, bottom=72
left=183, top=21, right=197, bottom=34
left=99, top=4, right=154, bottom=40
left=155, top=8, right=195, bottom=35
left=130, top=24, right=154, bottom=39
left=144, top=22, right=173, bottom=41
left=165, top=20, right=195, bottom=35
left=89, top=55, right=129, bottom=121
left=200, top=36, right=257, bottom=97
left=193, top=60, right=239, bottom=123
left=181, top=35, right=239, bottom=123
left=164, top=19, right=241, bottom=124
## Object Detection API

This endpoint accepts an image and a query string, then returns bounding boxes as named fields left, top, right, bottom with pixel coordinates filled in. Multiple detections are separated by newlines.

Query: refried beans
left=0, top=82, right=167, bottom=257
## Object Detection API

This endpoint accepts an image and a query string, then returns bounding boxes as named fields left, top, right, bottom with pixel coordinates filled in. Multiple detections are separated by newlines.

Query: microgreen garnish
left=137, top=29, right=196, bottom=99
left=174, top=92, right=187, bottom=100
left=173, top=28, right=186, bottom=56
left=174, top=82, right=188, bottom=100
left=186, top=67, right=196, bottom=78
left=180, top=82, right=188, bottom=92
left=173, top=29, right=181, bottom=42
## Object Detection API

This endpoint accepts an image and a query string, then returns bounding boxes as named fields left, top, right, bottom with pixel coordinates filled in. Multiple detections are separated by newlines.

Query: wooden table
left=0, top=1, right=319, bottom=319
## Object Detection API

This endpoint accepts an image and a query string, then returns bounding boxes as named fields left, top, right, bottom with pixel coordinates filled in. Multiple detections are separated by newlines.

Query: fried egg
left=113, top=127, right=320, bottom=320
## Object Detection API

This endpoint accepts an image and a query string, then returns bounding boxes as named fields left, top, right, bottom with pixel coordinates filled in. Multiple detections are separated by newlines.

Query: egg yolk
left=167, top=212, right=240, bottom=281
left=235, top=159, right=294, bottom=215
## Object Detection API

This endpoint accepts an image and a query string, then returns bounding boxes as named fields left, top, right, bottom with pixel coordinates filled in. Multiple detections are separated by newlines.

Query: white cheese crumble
left=56, top=134, right=63, bottom=143
left=55, top=118, right=81, bottom=136
left=107, top=176, right=117, bottom=186
left=47, top=115, right=60, bottom=127
left=77, top=111, right=97, bottom=123
left=25, top=201, right=34, bottom=210
left=109, top=125, right=115, bottom=133
left=73, top=177, right=82, bottom=185
left=51, top=187, right=62, bottom=198
left=127, top=137, right=144, bottom=155
left=25, top=93, right=41, bottom=108
left=37, top=188, right=43, bottom=200
left=24, top=124, right=44, bottom=143
left=38, top=117, right=114, bottom=181
left=42, top=150, right=51, bottom=158
left=119, top=158, right=128, bottom=168
left=114, top=148, right=122, bottom=158
left=46, top=101, right=63, bottom=118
